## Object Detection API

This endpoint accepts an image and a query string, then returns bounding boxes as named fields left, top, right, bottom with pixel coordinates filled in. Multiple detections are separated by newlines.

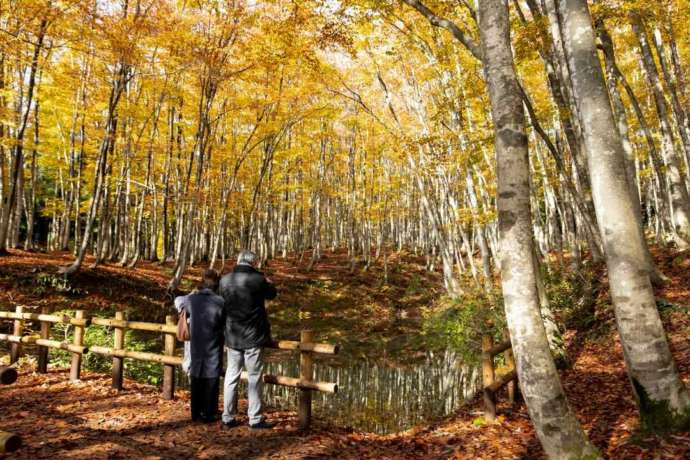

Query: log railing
left=0, top=306, right=340, bottom=429
left=481, top=332, right=519, bottom=420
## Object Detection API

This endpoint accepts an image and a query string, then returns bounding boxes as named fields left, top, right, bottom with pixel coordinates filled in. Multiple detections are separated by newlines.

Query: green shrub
left=422, top=284, right=505, bottom=365
left=543, top=264, right=596, bottom=331
left=48, top=310, right=163, bottom=386
left=35, top=273, right=84, bottom=296
left=123, top=331, right=164, bottom=385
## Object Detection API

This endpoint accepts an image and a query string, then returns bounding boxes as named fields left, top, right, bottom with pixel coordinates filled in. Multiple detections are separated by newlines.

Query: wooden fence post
left=162, top=315, right=176, bottom=400
left=503, top=330, right=517, bottom=405
left=482, top=335, right=496, bottom=420
left=70, top=310, right=85, bottom=381
left=298, top=330, right=314, bottom=430
left=9, top=306, right=24, bottom=363
left=112, top=311, right=125, bottom=390
left=37, top=307, right=50, bottom=373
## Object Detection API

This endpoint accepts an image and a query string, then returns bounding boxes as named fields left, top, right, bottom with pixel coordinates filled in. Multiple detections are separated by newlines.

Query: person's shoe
left=249, top=420, right=274, bottom=430
left=221, top=419, right=240, bottom=429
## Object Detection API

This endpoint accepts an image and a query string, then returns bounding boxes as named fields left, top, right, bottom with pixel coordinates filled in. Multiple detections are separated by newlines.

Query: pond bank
left=2, top=249, right=476, bottom=434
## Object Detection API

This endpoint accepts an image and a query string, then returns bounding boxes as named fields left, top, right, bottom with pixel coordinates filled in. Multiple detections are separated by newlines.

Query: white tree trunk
left=558, top=0, right=690, bottom=432
left=478, top=1, right=598, bottom=457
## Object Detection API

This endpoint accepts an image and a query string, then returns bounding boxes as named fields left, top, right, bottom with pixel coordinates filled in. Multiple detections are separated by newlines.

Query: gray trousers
left=222, top=347, right=264, bottom=424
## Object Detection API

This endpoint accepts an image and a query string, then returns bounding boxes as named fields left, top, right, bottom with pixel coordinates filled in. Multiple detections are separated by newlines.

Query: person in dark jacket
left=219, top=250, right=277, bottom=430
left=180, top=269, right=225, bottom=423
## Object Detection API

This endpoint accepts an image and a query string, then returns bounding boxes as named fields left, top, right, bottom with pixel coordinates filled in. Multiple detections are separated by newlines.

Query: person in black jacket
left=179, top=269, right=225, bottom=423
left=219, top=250, right=277, bottom=430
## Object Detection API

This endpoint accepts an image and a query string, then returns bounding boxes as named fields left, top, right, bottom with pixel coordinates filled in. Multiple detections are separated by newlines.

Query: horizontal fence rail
left=0, top=305, right=340, bottom=429
left=481, top=333, right=519, bottom=420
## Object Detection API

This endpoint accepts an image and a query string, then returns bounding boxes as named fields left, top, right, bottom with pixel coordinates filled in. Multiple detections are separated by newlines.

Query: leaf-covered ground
left=0, top=249, right=442, bottom=358
left=1, top=249, right=689, bottom=458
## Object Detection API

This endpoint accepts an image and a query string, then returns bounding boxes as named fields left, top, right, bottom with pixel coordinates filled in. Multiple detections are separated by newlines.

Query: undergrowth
left=421, top=282, right=505, bottom=365
left=543, top=262, right=602, bottom=334
left=49, top=310, right=164, bottom=386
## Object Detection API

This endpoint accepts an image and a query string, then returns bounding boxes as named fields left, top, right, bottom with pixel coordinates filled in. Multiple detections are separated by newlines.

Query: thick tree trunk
left=558, top=0, right=690, bottom=432
left=477, top=1, right=598, bottom=458
left=595, top=18, right=667, bottom=286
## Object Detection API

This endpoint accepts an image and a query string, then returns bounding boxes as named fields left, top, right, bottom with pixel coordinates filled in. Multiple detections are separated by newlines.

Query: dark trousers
left=190, top=376, right=220, bottom=421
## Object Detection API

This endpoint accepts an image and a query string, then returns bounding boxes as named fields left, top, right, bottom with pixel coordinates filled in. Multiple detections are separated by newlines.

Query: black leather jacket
left=219, top=264, right=277, bottom=349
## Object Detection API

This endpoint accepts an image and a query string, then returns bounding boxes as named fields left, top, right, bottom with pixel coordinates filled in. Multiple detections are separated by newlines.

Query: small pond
left=261, top=349, right=479, bottom=434
left=175, top=348, right=479, bottom=434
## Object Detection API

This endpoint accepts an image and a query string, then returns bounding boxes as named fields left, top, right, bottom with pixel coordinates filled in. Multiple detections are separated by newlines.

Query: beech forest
left=1, top=1, right=690, bottom=459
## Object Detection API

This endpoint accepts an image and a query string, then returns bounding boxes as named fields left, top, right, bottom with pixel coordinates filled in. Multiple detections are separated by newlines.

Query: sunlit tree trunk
left=478, top=1, right=598, bottom=457
left=630, top=11, right=690, bottom=246
left=558, top=0, right=690, bottom=432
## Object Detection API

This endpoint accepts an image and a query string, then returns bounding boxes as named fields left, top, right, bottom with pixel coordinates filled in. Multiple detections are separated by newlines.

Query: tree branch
left=401, top=0, right=482, bottom=60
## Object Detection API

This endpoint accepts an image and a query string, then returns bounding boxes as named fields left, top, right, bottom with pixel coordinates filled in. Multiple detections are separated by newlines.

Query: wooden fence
left=481, top=333, right=519, bottom=420
left=0, top=305, right=340, bottom=429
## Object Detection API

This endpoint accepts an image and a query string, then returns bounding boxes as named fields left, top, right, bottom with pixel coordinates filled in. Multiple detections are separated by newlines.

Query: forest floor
left=0, top=249, right=442, bottom=364
left=0, top=249, right=689, bottom=459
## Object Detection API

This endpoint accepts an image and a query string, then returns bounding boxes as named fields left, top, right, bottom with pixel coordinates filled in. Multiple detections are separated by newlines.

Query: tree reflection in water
left=262, top=349, right=479, bottom=434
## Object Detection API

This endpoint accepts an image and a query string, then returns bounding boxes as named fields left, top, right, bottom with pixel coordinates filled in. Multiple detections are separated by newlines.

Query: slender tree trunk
left=0, top=19, right=46, bottom=254
left=558, top=0, right=690, bottom=432
left=24, top=100, right=39, bottom=250
left=477, top=1, right=598, bottom=457
left=651, top=27, right=690, bottom=170
left=62, top=63, right=128, bottom=275
left=631, top=12, right=690, bottom=245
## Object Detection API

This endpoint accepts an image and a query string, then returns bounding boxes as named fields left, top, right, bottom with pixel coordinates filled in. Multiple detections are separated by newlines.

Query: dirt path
left=0, top=369, right=443, bottom=459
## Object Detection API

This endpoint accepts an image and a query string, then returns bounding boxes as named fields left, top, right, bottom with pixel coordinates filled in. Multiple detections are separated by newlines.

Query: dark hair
left=198, top=269, right=220, bottom=292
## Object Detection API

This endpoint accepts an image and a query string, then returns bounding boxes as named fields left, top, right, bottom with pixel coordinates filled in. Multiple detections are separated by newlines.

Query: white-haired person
left=218, top=250, right=277, bottom=430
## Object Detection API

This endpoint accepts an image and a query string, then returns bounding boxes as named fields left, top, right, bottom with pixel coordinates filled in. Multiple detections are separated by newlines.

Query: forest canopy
left=1, top=0, right=687, bottom=289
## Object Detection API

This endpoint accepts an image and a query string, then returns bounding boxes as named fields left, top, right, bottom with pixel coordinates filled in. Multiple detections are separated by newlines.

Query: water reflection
left=263, top=349, right=479, bottom=434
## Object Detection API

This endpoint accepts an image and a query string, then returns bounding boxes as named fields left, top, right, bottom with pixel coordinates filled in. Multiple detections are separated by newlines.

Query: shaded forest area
left=2, top=0, right=690, bottom=458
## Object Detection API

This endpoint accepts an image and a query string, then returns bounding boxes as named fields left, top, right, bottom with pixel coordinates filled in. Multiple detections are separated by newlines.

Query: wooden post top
left=300, top=330, right=315, bottom=340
